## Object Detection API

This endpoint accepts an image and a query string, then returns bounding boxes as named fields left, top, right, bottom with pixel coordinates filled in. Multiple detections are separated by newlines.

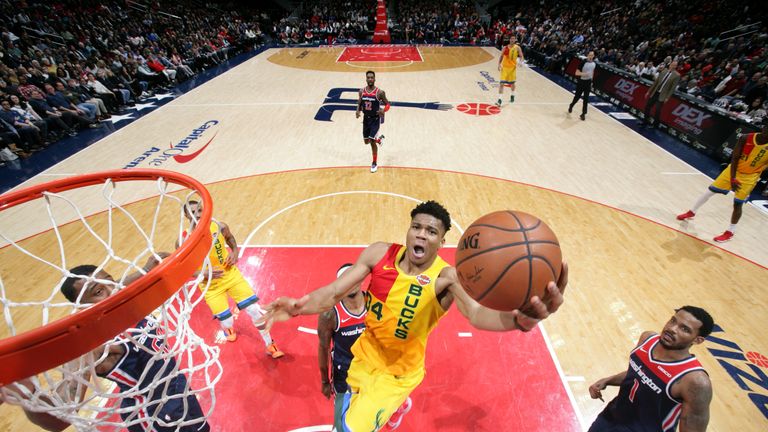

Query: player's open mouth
left=662, top=331, right=674, bottom=343
left=413, top=245, right=425, bottom=258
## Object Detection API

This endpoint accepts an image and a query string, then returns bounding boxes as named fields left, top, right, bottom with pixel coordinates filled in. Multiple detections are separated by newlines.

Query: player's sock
left=728, top=224, right=737, bottom=234
left=220, top=316, right=234, bottom=329
left=510, top=91, right=515, bottom=102
left=244, top=304, right=274, bottom=345
left=258, top=329, right=274, bottom=346
left=219, top=317, right=236, bottom=342
left=691, top=191, right=716, bottom=212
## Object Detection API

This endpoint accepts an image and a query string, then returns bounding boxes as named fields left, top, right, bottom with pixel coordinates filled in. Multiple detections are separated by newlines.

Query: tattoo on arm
left=679, top=375, right=712, bottom=432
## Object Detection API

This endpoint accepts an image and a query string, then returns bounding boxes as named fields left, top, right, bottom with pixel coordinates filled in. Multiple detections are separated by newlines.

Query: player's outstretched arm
left=317, top=310, right=335, bottom=399
left=443, top=261, right=568, bottom=332
left=589, top=330, right=655, bottom=401
left=588, top=370, right=627, bottom=402
left=677, top=372, right=712, bottom=432
left=264, top=243, right=388, bottom=327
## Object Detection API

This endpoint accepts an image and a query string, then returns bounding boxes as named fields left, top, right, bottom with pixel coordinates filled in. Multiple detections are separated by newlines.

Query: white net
left=0, top=173, right=221, bottom=431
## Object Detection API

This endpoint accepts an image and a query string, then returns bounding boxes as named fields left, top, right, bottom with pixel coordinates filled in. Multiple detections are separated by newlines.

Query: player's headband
left=337, top=263, right=354, bottom=279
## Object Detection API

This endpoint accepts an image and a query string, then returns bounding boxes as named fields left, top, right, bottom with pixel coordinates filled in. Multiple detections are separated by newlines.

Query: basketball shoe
left=375, top=135, right=385, bottom=146
left=510, top=95, right=515, bottom=103
left=713, top=231, right=734, bottom=243
left=371, top=162, right=378, bottom=173
left=676, top=210, right=695, bottom=221
left=266, top=343, right=285, bottom=359
left=386, top=397, right=412, bottom=430
left=495, top=98, right=502, bottom=107
left=224, top=328, right=237, bottom=342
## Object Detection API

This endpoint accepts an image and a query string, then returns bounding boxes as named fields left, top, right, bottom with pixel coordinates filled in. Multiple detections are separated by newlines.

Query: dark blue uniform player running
left=356, top=70, right=389, bottom=173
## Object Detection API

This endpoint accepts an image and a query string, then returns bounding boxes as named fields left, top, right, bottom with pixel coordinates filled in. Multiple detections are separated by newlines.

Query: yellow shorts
left=710, top=166, right=761, bottom=203
left=201, top=267, right=258, bottom=318
left=500, top=66, right=517, bottom=83
left=341, top=356, right=424, bottom=431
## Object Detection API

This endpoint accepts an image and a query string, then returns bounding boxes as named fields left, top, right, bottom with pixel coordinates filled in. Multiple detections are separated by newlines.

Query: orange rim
left=0, top=169, right=213, bottom=385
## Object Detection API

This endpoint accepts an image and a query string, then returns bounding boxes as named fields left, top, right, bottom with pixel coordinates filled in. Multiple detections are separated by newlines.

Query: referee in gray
left=569, top=51, right=596, bottom=120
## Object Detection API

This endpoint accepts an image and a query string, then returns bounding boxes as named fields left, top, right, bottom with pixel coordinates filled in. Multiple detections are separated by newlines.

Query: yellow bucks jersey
left=206, top=221, right=230, bottom=270
left=501, top=44, right=520, bottom=69
left=183, top=221, right=240, bottom=290
left=351, top=244, right=450, bottom=376
left=737, top=133, right=768, bottom=174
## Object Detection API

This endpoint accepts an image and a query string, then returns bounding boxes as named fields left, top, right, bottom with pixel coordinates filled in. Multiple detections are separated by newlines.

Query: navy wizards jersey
left=361, top=87, right=381, bottom=118
left=331, top=301, right=366, bottom=393
left=599, top=334, right=706, bottom=432
left=99, top=318, right=208, bottom=432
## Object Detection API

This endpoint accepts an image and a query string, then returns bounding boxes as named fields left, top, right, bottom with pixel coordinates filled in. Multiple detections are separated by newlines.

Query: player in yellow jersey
left=497, top=34, right=525, bottom=106
left=677, top=121, right=768, bottom=242
left=264, top=201, right=568, bottom=431
left=182, top=200, right=284, bottom=358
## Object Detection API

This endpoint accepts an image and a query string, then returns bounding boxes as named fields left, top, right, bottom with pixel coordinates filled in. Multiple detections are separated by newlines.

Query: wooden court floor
left=1, top=47, right=766, bottom=431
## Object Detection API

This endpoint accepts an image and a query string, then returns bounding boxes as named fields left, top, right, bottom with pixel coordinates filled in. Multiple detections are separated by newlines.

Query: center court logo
left=706, top=324, right=768, bottom=419
left=123, top=120, right=219, bottom=168
left=314, top=88, right=451, bottom=121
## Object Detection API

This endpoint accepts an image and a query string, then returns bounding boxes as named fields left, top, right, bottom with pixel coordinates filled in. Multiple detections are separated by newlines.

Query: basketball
left=455, top=211, right=562, bottom=312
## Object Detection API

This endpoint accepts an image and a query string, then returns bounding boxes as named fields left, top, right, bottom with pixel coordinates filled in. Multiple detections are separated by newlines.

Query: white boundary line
left=286, top=425, right=332, bottom=432
left=166, top=101, right=565, bottom=108
left=415, top=46, right=424, bottom=62
left=240, top=190, right=466, bottom=254
left=660, top=172, right=702, bottom=175
left=539, top=323, right=587, bottom=431
left=335, top=46, right=346, bottom=63
left=298, top=326, right=318, bottom=335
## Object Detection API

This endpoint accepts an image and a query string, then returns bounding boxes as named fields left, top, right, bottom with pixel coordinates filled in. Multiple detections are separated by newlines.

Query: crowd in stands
left=0, top=0, right=267, bottom=165
left=389, top=0, right=488, bottom=45
left=271, top=0, right=374, bottom=45
left=497, top=0, right=767, bottom=123
left=3, top=0, right=766, bottom=166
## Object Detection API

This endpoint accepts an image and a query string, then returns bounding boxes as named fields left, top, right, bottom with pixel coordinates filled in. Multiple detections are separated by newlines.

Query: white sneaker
left=376, top=135, right=385, bottom=146
left=370, top=163, right=378, bottom=173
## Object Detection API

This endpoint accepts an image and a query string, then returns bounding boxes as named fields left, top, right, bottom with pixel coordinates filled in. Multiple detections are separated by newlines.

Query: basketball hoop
left=0, top=169, right=222, bottom=430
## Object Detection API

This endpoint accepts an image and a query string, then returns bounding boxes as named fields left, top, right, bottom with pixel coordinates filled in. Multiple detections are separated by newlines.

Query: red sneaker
left=386, top=397, right=412, bottom=430
left=266, top=343, right=285, bottom=359
left=676, top=210, right=695, bottom=221
left=713, top=231, right=734, bottom=243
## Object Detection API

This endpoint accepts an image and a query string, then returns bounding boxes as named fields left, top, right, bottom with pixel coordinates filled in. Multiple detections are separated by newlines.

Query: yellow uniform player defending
left=183, top=200, right=284, bottom=358
left=497, top=34, right=525, bottom=106
left=265, top=201, right=568, bottom=431
left=677, top=122, right=768, bottom=242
